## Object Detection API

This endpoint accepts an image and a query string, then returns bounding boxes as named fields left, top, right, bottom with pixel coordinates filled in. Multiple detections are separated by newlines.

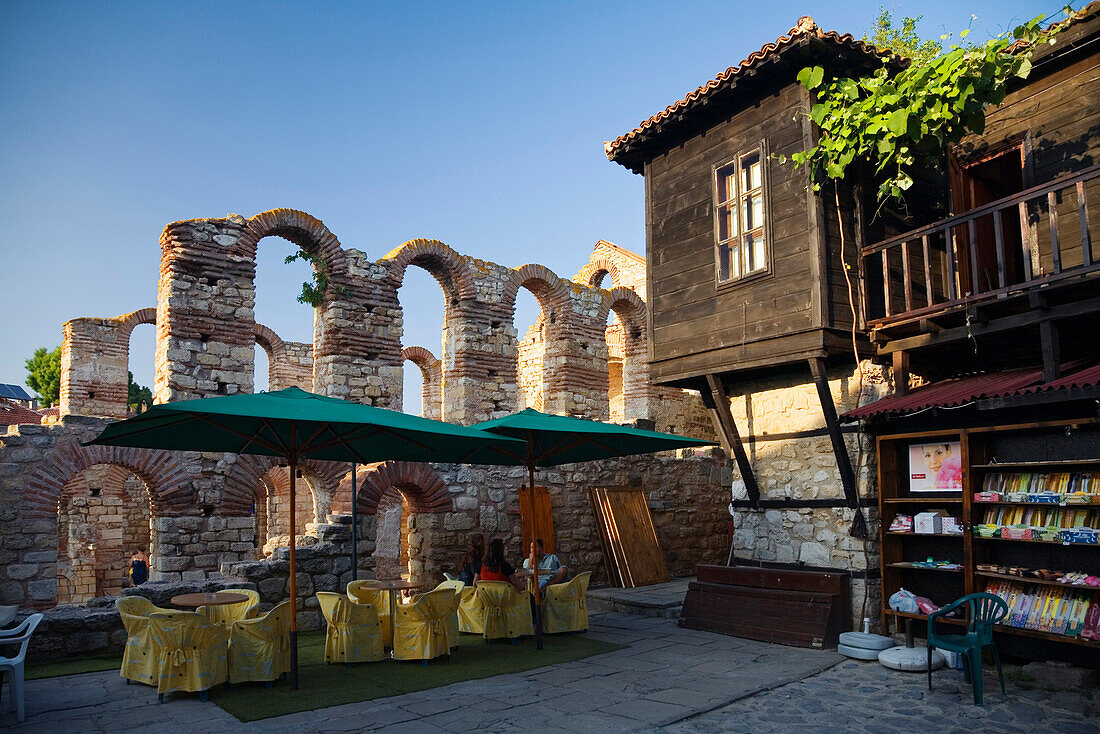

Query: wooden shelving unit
left=877, top=422, right=1100, bottom=656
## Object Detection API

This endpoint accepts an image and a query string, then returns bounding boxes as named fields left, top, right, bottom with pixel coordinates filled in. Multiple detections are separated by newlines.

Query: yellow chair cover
left=197, top=589, right=259, bottom=627
left=393, top=588, right=453, bottom=662
left=457, top=585, right=483, bottom=634
left=228, top=600, right=291, bottom=683
left=116, top=596, right=174, bottom=686
left=347, top=580, right=392, bottom=648
left=542, top=571, right=591, bottom=634
left=475, top=581, right=532, bottom=641
left=433, top=580, right=464, bottom=648
left=148, top=611, right=229, bottom=695
left=317, top=592, right=385, bottom=664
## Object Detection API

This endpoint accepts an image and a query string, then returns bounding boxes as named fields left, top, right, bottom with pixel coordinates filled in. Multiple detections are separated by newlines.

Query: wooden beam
left=892, top=351, right=910, bottom=398
left=808, top=358, right=860, bottom=509
left=1040, top=320, right=1061, bottom=383
left=705, top=374, right=760, bottom=507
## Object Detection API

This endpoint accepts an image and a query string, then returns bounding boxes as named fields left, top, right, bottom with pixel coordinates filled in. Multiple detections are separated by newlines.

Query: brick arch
left=401, top=346, right=439, bottom=383
left=221, top=455, right=344, bottom=516
left=237, top=208, right=349, bottom=282
left=597, top=286, right=647, bottom=335
left=576, top=258, right=622, bottom=289
left=502, top=264, right=572, bottom=322
left=116, top=307, right=157, bottom=343
left=253, top=323, right=287, bottom=363
left=343, top=461, right=450, bottom=515
left=24, top=439, right=191, bottom=519
left=382, top=239, right=478, bottom=302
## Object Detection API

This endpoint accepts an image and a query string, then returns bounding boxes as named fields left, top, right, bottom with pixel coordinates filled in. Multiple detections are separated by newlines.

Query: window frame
left=712, top=140, right=771, bottom=287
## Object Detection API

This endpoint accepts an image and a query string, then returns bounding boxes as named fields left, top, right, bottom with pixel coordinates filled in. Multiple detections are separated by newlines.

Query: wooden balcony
left=861, top=164, right=1100, bottom=354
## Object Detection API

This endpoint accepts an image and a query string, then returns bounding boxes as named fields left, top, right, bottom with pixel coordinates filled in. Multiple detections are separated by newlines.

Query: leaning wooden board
left=680, top=565, right=850, bottom=649
left=589, top=486, right=669, bottom=587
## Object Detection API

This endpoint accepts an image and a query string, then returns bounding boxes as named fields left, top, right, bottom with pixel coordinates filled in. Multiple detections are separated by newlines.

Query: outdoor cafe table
left=170, top=592, right=249, bottom=608
left=370, top=580, right=420, bottom=633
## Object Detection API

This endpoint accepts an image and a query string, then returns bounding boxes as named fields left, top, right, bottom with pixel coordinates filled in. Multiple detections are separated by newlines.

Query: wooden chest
left=680, top=565, right=850, bottom=649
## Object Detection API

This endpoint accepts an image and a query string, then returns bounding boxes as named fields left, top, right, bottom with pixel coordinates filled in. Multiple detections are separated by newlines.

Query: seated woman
left=474, top=538, right=525, bottom=592
left=456, top=532, right=486, bottom=586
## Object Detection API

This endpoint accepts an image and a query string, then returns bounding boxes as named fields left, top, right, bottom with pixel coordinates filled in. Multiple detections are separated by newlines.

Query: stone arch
left=576, top=258, right=622, bottom=289
left=401, top=346, right=442, bottom=420
left=57, top=464, right=153, bottom=603
left=253, top=323, right=287, bottom=364
left=237, top=208, right=349, bottom=282
left=502, top=264, right=572, bottom=320
left=352, top=461, right=450, bottom=515
left=597, top=287, right=650, bottom=423
left=222, top=454, right=344, bottom=517
left=382, top=239, right=478, bottom=302
left=24, top=439, right=191, bottom=519
left=116, top=307, right=157, bottom=343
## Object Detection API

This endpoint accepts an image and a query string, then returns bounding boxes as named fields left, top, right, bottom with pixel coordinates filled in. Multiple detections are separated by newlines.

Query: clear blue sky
left=1, top=0, right=1054, bottom=412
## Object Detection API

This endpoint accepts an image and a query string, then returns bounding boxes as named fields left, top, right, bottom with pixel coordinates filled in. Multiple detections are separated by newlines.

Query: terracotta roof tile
left=605, top=15, right=893, bottom=167
left=0, top=398, right=44, bottom=426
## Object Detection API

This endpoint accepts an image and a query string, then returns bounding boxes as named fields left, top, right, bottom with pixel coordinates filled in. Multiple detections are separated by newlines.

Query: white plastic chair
left=0, top=613, right=44, bottom=723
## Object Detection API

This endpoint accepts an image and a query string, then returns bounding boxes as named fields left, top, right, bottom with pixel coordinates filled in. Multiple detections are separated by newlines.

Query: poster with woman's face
left=909, top=442, right=963, bottom=492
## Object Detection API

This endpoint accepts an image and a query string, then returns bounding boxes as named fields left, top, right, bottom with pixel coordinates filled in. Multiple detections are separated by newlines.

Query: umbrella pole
left=528, top=458, right=543, bottom=651
left=289, top=457, right=299, bottom=690
left=350, top=463, right=357, bottom=582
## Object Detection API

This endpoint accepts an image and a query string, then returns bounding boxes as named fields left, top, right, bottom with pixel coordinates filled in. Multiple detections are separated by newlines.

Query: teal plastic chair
left=927, top=592, right=1008, bottom=705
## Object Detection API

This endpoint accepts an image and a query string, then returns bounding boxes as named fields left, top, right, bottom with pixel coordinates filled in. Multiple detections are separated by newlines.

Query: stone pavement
left=588, top=578, right=691, bottom=618
left=3, top=613, right=1097, bottom=733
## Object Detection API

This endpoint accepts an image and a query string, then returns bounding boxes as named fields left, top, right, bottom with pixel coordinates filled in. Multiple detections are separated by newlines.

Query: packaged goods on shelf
left=984, top=580, right=1095, bottom=637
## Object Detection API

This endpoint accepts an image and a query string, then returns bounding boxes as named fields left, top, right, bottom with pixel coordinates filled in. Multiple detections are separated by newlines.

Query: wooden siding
left=646, top=82, right=821, bottom=384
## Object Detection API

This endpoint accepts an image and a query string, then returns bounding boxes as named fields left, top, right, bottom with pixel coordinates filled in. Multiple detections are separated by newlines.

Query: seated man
left=522, top=538, right=567, bottom=592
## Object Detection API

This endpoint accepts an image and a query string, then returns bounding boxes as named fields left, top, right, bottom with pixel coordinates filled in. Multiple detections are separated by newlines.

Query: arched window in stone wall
left=336, top=461, right=452, bottom=587
left=601, top=288, right=651, bottom=424
left=506, top=265, right=570, bottom=414
left=57, top=464, right=153, bottom=604
left=60, top=307, right=156, bottom=419
left=385, top=240, right=476, bottom=420
left=255, top=466, right=320, bottom=555
left=401, top=346, right=442, bottom=420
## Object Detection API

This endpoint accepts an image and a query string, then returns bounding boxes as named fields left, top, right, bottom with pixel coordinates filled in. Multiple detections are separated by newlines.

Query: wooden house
left=609, top=6, right=1100, bottom=662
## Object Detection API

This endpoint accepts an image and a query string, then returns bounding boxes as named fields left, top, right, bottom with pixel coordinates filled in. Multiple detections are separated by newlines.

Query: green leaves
left=790, top=11, right=1063, bottom=210
left=797, top=66, right=824, bottom=90
left=285, top=250, right=348, bottom=307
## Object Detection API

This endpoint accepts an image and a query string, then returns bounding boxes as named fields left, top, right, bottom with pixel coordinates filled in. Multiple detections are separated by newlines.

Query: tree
left=128, top=371, right=153, bottom=413
left=25, top=346, right=61, bottom=408
left=863, top=7, right=942, bottom=67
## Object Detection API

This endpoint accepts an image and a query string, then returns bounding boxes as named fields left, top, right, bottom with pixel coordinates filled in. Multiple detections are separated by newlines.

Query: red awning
left=842, top=363, right=1100, bottom=420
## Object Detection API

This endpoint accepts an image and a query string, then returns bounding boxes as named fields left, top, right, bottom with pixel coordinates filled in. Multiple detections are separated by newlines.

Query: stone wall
left=724, top=360, right=891, bottom=629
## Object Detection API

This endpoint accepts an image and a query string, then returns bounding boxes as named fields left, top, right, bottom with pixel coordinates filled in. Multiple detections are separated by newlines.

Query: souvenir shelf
left=877, top=422, right=1100, bottom=655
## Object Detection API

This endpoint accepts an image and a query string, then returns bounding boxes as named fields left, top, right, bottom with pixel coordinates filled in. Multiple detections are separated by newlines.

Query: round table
left=370, top=580, right=420, bottom=627
left=170, top=592, right=249, bottom=608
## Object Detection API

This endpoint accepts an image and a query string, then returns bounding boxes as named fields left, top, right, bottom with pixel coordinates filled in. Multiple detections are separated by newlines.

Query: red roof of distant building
left=842, top=363, right=1100, bottom=421
left=0, top=398, right=44, bottom=426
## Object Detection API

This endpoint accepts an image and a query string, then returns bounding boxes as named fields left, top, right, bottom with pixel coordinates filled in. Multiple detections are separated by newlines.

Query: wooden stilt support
left=1040, top=320, right=1061, bottom=383
left=892, top=351, right=910, bottom=398
left=704, top=374, right=760, bottom=508
left=808, top=358, right=859, bottom=509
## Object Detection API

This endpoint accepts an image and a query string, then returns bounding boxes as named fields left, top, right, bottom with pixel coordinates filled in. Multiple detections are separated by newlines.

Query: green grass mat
left=212, top=632, right=624, bottom=722
left=26, top=654, right=123, bottom=680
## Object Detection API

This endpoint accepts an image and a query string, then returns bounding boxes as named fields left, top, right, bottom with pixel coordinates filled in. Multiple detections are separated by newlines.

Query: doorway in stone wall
left=255, top=465, right=319, bottom=557
left=372, top=487, right=410, bottom=580
left=57, top=464, right=152, bottom=604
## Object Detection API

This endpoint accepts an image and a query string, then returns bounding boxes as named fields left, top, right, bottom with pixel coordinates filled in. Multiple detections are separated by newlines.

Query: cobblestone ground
left=2, top=613, right=1097, bottom=733
left=658, top=658, right=1100, bottom=734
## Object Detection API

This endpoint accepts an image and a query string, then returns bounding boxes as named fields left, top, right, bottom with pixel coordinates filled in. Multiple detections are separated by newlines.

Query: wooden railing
left=861, top=163, right=1100, bottom=328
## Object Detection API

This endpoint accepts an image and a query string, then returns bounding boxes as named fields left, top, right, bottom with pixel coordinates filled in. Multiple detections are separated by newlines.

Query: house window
left=714, top=145, right=767, bottom=283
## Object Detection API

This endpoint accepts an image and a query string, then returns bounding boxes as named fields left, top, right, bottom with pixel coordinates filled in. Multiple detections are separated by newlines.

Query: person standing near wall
left=128, top=550, right=149, bottom=586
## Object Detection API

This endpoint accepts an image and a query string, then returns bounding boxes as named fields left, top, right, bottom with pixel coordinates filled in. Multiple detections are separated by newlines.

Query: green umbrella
left=86, top=386, right=524, bottom=688
left=471, top=408, right=717, bottom=647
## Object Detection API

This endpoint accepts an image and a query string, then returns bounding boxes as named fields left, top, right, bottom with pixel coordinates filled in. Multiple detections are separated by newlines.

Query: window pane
left=741, top=193, right=762, bottom=231
left=741, top=152, right=761, bottom=191
left=716, top=166, right=736, bottom=204
left=744, top=231, right=766, bottom=273
left=718, top=242, right=739, bottom=281
left=717, top=204, right=737, bottom=241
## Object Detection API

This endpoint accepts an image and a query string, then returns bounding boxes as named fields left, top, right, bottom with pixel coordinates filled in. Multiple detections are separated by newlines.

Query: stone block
left=7, top=564, right=38, bottom=580
left=798, top=542, right=830, bottom=567
left=27, top=579, right=57, bottom=601
left=181, top=570, right=207, bottom=582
